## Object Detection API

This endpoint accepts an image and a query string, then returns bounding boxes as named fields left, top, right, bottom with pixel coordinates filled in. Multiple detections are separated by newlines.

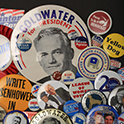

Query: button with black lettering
left=3, top=110, right=29, bottom=124
left=103, top=33, right=124, bottom=58
left=0, top=74, right=33, bottom=112
left=118, top=112, right=124, bottom=124
left=94, top=70, right=123, bottom=97
left=69, top=77, right=94, bottom=103
left=81, top=89, right=107, bottom=113
left=86, top=105, right=119, bottom=124
left=30, top=108, right=73, bottom=124
left=108, top=85, right=124, bottom=115
left=117, top=67, right=124, bottom=81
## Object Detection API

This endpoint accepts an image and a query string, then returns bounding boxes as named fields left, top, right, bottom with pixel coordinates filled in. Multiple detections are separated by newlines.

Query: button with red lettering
left=81, top=89, right=107, bottom=113
left=30, top=108, right=73, bottom=124
left=117, top=67, right=124, bottom=81
left=103, top=33, right=124, bottom=58
left=61, top=70, right=75, bottom=85
left=69, top=77, right=94, bottom=103
left=0, top=74, right=33, bottom=112
left=94, top=70, right=123, bottom=97
left=110, top=58, right=121, bottom=70
left=68, top=29, right=79, bottom=40
left=87, top=10, right=112, bottom=35
left=3, top=110, right=29, bottom=124
left=28, top=98, right=39, bottom=111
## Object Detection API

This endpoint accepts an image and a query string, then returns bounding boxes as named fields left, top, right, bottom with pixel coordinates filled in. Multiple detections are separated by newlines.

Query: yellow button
left=103, top=33, right=124, bottom=58
left=0, top=74, right=33, bottom=112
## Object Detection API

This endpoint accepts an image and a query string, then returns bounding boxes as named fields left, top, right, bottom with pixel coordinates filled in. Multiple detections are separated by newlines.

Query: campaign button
left=28, top=98, right=39, bottom=111
left=81, top=89, right=107, bottom=113
left=63, top=100, right=79, bottom=117
left=75, top=36, right=88, bottom=50
left=110, top=58, right=121, bottom=70
left=68, top=29, right=79, bottom=40
left=3, top=110, right=29, bottom=124
left=61, top=70, right=75, bottom=85
left=91, top=35, right=103, bottom=47
left=69, top=77, right=93, bottom=103
left=72, top=113, right=86, bottom=124
left=103, top=33, right=124, bottom=58
left=0, top=106, right=6, bottom=124
left=87, top=10, right=112, bottom=35
left=117, top=67, right=124, bottom=81
left=52, top=71, right=62, bottom=80
left=94, top=70, right=123, bottom=97
left=0, top=74, right=33, bottom=112
left=118, top=112, right=124, bottom=124
left=108, top=85, right=124, bottom=115
left=30, top=108, right=73, bottom=124
left=31, top=84, right=40, bottom=97
left=86, top=105, right=119, bottom=124
left=77, top=46, right=110, bottom=80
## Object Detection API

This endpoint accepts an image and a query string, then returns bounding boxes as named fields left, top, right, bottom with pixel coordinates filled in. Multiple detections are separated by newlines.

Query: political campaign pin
left=63, top=100, right=79, bottom=117
left=0, top=106, right=6, bottom=124
left=77, top=46, right=110, bottom=80
left=81, top=89, right=107, bottom=113
left=0, top=74, right=33, bottom=112
left=0, top=71, right=6, bottom=79
left=31, top=84, right=40, bottom=97
left=69, top=77, right=94, bottom=103
left=0, top=25, right=18, bottom=74
left=61, top=70, right=75, bottom=85
left=72, top=113, right=86, bottom=124
left=11, top=5, right=91, bottom=84
left=37, top=80, right=70, bottom=110
left=91, top=35, right=103, bottom=47
left=118, top=112, right=124, bottom=124
left=3, top=110, right=29, bottom=124
left=87, top=10, right=112, bottom=35
left=103, top=33, right=124, bottom=58
left=117, top=67, right=124, bottom=81
left=30, top=108, right=73, bottom=124
left=108, top=85, right=124, bottom=115
left=86, top=105, right=119, bottom=124
left=94, top=70, right=123, bottom=97
left=28, top=98, right=39, bottom=111
left=110, top=58, right=121, bottom=70
left=68, top=29, right=79, bottom=40
left=75, top=36, right=88, bottom=50
left=52, top=71, right=62, bottom=81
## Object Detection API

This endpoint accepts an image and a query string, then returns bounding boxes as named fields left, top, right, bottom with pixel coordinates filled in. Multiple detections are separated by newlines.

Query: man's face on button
left=36, top=34, right=71, bottom=75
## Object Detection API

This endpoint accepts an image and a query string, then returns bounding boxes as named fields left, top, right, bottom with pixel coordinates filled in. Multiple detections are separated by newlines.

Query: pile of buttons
left=0, top=5, right=124, bottom=124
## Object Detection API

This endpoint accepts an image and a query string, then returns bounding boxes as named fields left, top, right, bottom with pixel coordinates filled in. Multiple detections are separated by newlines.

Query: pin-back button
left=117, top=67, right=124, bottom=81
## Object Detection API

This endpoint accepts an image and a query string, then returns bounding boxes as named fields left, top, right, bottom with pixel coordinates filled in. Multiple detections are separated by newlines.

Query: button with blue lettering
left=81, top=89, right=107, bottom=113
left=86, top=105, right=119, bottom=124
left=77, top=46, right=110, bottom=80
left=117, top=67, right=124, bottom=81
left=11, top=5, right=91, bottom=84
left=3, top=110, right=29, bottom=124
left=94, top=70, right=123, bottom=97
left=118, top=112, right=124, bottom=124
left=63, top=100, right=79, bottom=117
left=103, top=33, right=124, bottom=58
left=69, top=77, right=93, bottom=103
left=72, top=113, right=86, bottom=124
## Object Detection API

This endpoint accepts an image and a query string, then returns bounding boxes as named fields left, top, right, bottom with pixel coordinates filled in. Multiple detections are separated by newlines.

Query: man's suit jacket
left=37, top=76, right=51, bottom=84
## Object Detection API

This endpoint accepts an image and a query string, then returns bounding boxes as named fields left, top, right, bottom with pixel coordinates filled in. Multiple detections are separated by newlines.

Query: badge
left=94, top=70, right=123, bottom=97
left=31, top=84, right=40, bottom=97
left=52, top=71, right=62, bottom=81
left=61, top=70, right=75, bottom=85
left=77, top=46, right=110, bottom=80
left=103, top=33, right=124, bottom=58
left=63, top=100, right=79, bottom=117
left=30, top=108, right=73, bottom=124
left=117, top=67, right=124, bottom=81
left=3, top=110, right=29, bottom=124
left=0, top=25, right=18, bottom=74
left=68, top=29, right=79, bottom=40
left=108, top=85, right=124, bottom=115
left=110, top=58, right=121, bottom=70
left=86, top=105, right=119, bottom=124
left=81, top=89, right=107, bottom=113
left=69, top=77, right=93, bottom=103
left=0, top=74, right=33, bottom=112
left=37, top=80, right=70, bottom=110
left=72, top=113, right=86, bottom=124
left=91, top=35, right=103, bottom=47
left=87, top=10, right=112, bottom=35
left=118, top=112, right=124, bottom=124
left=11, top=5, right=91, bottom=84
